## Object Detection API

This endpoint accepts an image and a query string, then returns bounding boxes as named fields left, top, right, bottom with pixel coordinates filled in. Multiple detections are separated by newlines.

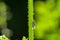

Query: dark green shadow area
left=3, top=0, right=28, bottom=40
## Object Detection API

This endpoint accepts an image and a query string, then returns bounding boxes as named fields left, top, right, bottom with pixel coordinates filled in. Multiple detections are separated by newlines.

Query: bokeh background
left=0, top=0, right=28, bottom=40
left=33, top=0, right=60, bottom=40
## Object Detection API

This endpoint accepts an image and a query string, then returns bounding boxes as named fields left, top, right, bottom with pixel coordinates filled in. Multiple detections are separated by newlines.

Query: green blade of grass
left=28, top=0, right=34, bottom=40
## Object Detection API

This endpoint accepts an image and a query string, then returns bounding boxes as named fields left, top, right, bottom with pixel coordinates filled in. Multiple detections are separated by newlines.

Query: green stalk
left=28, top=0, right=34, bottom=40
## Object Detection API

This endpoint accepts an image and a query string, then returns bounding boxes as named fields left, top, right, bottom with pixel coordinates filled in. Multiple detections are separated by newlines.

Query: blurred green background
left=0, top=0, right=28, bottom=40
left=33, top=0, right=60, bottom=40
